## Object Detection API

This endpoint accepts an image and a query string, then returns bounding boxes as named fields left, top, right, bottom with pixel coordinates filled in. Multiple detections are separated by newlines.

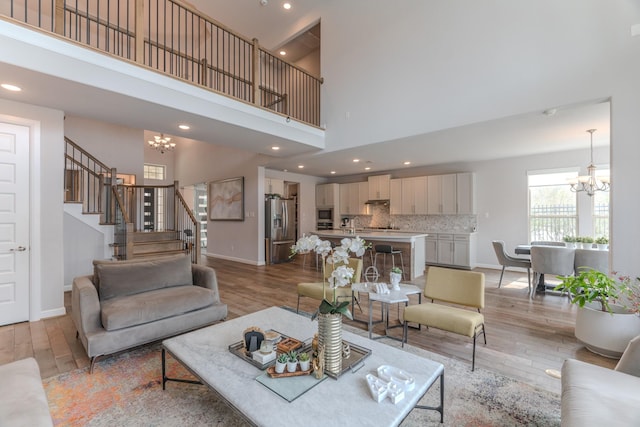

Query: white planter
left=564, top=242, right=576, bottom=249
left=575, top=302, right=640, bottom=358
left=299, top=360, right=310, bottom=371
left=275, top=360, right=286, bottom=374
left=286, top=360, right=298, bottom=372
left=597, top=244, right=608, bottom=250
left=390, top=272, right=402, bottom=290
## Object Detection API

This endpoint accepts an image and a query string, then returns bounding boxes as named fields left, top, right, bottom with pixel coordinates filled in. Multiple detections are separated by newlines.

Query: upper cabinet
left=339, top=182, right=369, bottom=215
left=389, top=179, right=402, bottom=215
left=316, top=183, right=339, bottom=208
left=427, top=174, right=456, bottom=214
left=427, top=173, right=476, bottom=215
left=456, top=172, right=476, bottom=214
left=265, top=178, right=284, bottom=196
left=368, top=174, right=391, bottom=200
left=401, top=176, right=428, bottom=215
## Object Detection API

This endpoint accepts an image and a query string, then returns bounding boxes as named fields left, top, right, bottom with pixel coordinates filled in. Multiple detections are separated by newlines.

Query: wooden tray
left=276, top=337, right=303, bottom=353
left=266, top=364, right=313, bottom=378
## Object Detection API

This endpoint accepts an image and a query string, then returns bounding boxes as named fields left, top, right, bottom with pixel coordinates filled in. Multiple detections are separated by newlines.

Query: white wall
left=174, top=138, right=270, bottom=264
left=0, top=99, right=65, bottom=319
left=65, top=116, right=145, bottom=181
left=63, top=214, right=105, bottom=287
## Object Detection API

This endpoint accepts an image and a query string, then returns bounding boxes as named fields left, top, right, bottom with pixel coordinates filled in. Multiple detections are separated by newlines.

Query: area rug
left=43, top=326, right=560, bottom=426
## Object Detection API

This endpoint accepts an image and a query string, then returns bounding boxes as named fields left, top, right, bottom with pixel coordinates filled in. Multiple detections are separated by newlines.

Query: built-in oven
left=317, top=208, right=333, bottom=222
left=317, top=208, right=334, bottom=230
left=317, top=220, right=334, bottom=230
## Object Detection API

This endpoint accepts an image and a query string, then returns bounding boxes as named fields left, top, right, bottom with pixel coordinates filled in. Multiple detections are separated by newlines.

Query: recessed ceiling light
left=271, top=146, right=280, bottom=150
left=364, top=167, right=371, bottom=171
left=353, top=159, right=360, bottom=163
left=404, top=161, right=411, bottom=165
left=279, top=51, right=286, bottom=56
left=1, top=83, right=21, bottom=92
left=298, top=165, right=304, bottom=169
left=330, top=171, right=336, bottom=174
left=283, top=2, right=292, bottom=10
left=178, top=124, right=190, bottom=130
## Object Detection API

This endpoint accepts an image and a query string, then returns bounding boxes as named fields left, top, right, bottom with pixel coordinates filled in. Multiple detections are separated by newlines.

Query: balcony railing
left=2, top=0, right=322, bottom=126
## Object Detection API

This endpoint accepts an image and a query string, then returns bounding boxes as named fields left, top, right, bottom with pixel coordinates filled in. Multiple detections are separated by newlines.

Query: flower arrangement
left=613, top=273, right=640, bottom=315
left=291, top=234, right=369, bottom=320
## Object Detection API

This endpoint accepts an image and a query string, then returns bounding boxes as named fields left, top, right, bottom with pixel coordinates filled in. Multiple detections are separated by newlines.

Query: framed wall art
left=209, top=176, right=244, bottom=221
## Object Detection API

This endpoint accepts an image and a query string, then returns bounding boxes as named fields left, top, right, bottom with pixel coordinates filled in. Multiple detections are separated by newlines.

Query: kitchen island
left=312, top=230, right=427, bottom=280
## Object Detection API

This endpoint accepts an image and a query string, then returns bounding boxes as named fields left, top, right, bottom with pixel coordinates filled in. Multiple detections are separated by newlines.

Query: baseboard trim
left=205, top=253, right=265, bottom=266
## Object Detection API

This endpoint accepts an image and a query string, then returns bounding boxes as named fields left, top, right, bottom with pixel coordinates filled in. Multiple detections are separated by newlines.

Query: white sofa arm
left=192, top=264, right=221, bottom=303
left=71, top=275, right=104, bottom=337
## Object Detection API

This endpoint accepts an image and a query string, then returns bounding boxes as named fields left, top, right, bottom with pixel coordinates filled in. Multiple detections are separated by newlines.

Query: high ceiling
left=0, top=1, right=612, bottom=178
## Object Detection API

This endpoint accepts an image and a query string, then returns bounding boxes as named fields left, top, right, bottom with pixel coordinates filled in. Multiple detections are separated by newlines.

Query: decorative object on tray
left=313, top=344, right=325, bottom=379
left=286, top=350, right=299, bottom=373
left=229, top=329, right=288, bottom=370
left=242, top=326, right=265, bottom=353
left=390, top=267, right=402, bottom=290
left=290, top=234, right=370, bottom=376
left=277, top=337, right=303, bottom=354
left=266, top=363, right=313, bottom=378
left=275, top=353, right=288, bottom=374
left=298, top=351, right=311, bottom=371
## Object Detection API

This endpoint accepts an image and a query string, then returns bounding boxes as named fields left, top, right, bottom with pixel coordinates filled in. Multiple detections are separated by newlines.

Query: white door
left=0, top=123, right=30, bottom=325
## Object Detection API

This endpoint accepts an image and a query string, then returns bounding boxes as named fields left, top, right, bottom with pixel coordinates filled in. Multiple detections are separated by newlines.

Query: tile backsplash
left=347, top=204, right=477, bottom=232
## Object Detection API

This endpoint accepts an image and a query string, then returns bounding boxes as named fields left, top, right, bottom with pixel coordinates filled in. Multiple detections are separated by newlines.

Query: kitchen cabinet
left=401, top=176, right=428, bottom=215
left=339, top=182, right=368, bottom=215
left=425, top=235, right=438, bottom=264
left=426, top=233, right=477, bottom=269
left=368, top=174, right=391, bottom=200
left=265, top=178, right=284, bottom=196
left=456, top=172, right=476, bottom=214
left=316, top=183, right=339, bottom=208
left=389, top=179, right=402, bottom=215
left=427, top=174, right=457, bottom=214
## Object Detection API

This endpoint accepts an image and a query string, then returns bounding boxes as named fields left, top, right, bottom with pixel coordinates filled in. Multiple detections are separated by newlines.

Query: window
left=144, top=164, right=165, bottom=180
left=592, top=168, right=610, bottom=239
left=528, top=170, right=578, bottom=242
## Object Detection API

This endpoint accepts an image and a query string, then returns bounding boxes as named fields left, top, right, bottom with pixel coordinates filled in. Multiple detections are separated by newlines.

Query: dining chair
left=530, top=246, right=576, bottom=298
left=574, top=248, right=609, bottom=275
left=491, top=240, right=532, bottom=292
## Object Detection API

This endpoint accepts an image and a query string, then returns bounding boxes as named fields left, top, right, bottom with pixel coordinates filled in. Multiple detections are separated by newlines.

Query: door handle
left=10, top=246, right=26, bottom=252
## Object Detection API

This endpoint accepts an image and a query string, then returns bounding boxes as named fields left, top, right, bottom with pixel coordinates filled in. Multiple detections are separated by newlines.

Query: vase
left=317, top=312, right=343, bottom=376
left=390, top=272, right=402, bottom=290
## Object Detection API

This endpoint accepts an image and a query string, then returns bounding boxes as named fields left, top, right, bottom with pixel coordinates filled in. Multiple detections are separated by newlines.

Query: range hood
left=364, top=199, right=389, bottom=206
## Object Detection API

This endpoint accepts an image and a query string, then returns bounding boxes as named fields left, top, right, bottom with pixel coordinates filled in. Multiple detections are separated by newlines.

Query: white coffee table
left=162, top=306, right=444, bottom=426
left=352, top=283, right=422, bottom=340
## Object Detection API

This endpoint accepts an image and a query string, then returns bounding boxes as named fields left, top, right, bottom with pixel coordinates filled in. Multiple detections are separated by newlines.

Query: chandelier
left=148, top=134, right=176, bottom=153
left=568, top=129, right=610, bottom=196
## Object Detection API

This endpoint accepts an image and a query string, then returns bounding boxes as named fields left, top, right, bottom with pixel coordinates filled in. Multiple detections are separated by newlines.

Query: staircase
left=64, top=137, right=200, bottom=263
left=130, top=231, right=186, bottom=259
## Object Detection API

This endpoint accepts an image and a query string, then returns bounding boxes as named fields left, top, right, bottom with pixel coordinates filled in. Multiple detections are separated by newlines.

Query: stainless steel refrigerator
left=265, top=198, right=296, bottom=264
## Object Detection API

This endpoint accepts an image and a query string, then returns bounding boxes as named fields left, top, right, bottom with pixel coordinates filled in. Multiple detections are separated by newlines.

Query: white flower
left=328, top=265, right=355, bottom=289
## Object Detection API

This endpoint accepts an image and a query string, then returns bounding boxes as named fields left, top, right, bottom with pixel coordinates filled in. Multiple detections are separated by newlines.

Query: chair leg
left=472, top=334, right=477, bottom=371
left=526, top=268, right=531, bottom=294
left=498, top=266, right=505, bottom=288
left=402, top=321, right=407, bottom=347
left=296, top=295, right=301, bottom=313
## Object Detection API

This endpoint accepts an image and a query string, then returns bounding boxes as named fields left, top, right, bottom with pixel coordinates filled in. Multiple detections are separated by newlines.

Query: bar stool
left=373, top=244, right=405, bottom=279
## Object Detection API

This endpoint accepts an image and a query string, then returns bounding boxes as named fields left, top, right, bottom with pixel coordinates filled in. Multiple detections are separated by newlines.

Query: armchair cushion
left=95, top=255, right=192, bottom=301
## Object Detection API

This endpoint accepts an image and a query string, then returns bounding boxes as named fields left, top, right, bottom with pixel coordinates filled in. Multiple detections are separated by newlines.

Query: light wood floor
left=0, top=257, right=617, bottom=394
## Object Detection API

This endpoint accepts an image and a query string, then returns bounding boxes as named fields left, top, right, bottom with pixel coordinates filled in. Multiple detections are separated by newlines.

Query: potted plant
left=574, top=236, right=583, bottom=249
left=555, top=268, right=640, bottom=358
left=582, top=236, right=594, bottom=249
left=286, top=350, right=299, bottom=373
left=563, top=235, right=577, bottom=249
left=390, top=267, right=402, bottom=290
left=275, top=353, right=288, bottom=374
left=298, top=351, right=311, bottom=371
left=595, top=236, right=609, bottom=250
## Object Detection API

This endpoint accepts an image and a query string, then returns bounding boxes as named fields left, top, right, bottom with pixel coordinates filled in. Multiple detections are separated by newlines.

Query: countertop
left=312, top=230, right=428, bottom=242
